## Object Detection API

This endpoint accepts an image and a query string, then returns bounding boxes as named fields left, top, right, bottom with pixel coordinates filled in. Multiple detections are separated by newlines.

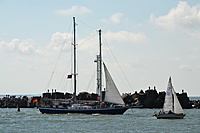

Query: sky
left=0, top=0, right=200, bottom=96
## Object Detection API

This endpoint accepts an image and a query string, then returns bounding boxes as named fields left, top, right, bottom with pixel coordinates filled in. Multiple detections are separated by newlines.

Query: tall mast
left=96, top=55, right=100, bottom=95
left=73, top=17, right=77, bottom=103
left=99, top=29, right=102, bottom=102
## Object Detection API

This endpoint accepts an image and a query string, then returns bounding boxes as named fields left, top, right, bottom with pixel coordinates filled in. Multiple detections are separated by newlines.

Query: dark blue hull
left=39, top=107, right=129, bottom=115
left=155, top=113, right=186, bottom=119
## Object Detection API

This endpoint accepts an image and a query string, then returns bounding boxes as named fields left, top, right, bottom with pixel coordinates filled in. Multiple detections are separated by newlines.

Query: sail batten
left=103, top=63, right=125, bottom=105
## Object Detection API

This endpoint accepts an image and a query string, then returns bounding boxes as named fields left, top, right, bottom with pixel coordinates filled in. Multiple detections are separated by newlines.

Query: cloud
left=55, top=6, right=92, bottom=15
left=104, top=31, right=146, bottom=43
left=0, top=38, right=37, bottom=54
left=187, top=54, right=200, bottom=60
left=51, top=32, right=73, bottom=51
left=194, top=46, right=200, bottom=51
left=101, top=12, right=124, bottom=24
left=196, top=65, right=200, bottom=69
left=169, top=57, right=181, bottom=61
left=110, top=13, right=124, bottom=24
left=120, top=58, right=145, bottom=70
left=78, top=37, right=98, bottom=55
left=50, top=30, right=146, bottom=55
left=187, top=31, right=200, bottom=41
left=150, top=1, right=200, bottom=30
left=179, top=64, right=191, bottom=71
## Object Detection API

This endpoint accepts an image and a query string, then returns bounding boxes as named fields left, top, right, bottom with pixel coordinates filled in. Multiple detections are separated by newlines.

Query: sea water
left=0, top=108, right=200, bottom=133
left=189, top=97, right=200, bottom=101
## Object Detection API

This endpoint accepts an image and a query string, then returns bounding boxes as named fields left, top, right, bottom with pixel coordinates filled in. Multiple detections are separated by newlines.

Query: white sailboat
left=154, top=77, right=186, bottom=119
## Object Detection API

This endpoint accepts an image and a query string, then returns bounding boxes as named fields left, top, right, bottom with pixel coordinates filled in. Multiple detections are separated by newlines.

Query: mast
left=95, top=30, right=102, bottom=101
left=96, top=55, right=100, bottom=95
left=99, top=29, right=102, bottom=102
left=73, top=17, right=77, bottom=103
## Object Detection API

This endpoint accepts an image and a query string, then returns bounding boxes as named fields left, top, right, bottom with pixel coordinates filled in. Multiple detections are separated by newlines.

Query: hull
left=155, top=113, right=186, bottom=119
left=39, top=107, right=129, bottom=115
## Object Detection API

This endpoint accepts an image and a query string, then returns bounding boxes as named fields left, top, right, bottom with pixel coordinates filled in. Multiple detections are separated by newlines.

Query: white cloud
left=78, top=37, right=98, bottom=55
left=104, top=31, right=146, bottom=43
left=196, top=65, right=200, bottom=69
left=51, top=30, right=146, bottom=56
left=187, top=54, right=200, bottom=60
left=120, top=58, right=145, bottom=70
left=18, top=39, right=35, bottom=54
left=101, top=12, right=124, bottom=24
left=169, top=57, right=181, bottom=61
left=110, top=13, right=124, bottom=24
left=55, top=6, right=92, bottom=15
left=179, top=64, right=191, bottom=71
left=50, top=30, right=146, bottom=56
left=0, top=38, right=37, bottom=54
left=186, top=31, right=200, bottom=41
left=194, top=46, right=200, bottom=51
left=150, top=1, right=200, bottom=30
left=51, top=32, right=72, bottom=51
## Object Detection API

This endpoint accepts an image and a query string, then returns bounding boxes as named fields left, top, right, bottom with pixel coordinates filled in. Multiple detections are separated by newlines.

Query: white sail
left=172, top=87, right=184, bottom=114
left=163, top=77, right=173, bottom=112
left=103, top=63, right=125, bottom=105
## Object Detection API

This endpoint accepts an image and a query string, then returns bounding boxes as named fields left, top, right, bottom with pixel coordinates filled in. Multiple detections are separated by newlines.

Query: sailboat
left=154, top=77, right=186, bottom=119
left=39, top=17, right=128, bottom=115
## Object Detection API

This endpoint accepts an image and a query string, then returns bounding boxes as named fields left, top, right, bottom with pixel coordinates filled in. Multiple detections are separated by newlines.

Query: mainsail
left=103, top=63, right=125, bottom=105
left=163, top=77, right=173, bottom=112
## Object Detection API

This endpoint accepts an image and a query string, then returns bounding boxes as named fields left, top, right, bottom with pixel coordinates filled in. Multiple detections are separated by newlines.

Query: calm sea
left=189, top=97, right=200, bottom=101
left=0, top=108, right=200, bottom=133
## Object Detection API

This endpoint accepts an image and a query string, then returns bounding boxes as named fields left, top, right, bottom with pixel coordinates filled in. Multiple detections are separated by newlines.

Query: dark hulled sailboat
left=39, top=17, right=128, bottom=115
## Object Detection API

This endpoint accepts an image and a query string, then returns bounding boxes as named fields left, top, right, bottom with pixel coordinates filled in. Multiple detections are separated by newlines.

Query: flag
left=67, top=75, right=72, bottom=79
left=97, top=96, right=100, bottom=101
left=32, top=98, right=38, bottom=102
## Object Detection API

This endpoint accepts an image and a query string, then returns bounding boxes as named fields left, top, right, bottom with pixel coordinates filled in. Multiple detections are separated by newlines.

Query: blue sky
left=0, top=0, right=200, bottom=96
